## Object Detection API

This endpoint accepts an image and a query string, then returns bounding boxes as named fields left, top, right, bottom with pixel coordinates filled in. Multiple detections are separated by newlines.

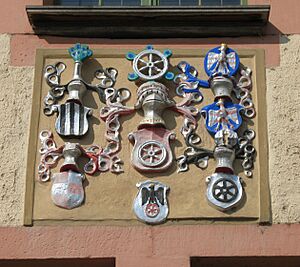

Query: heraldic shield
left=51, top=170, right=85, bottom=209
left=201, top=101, right=244, bottom=135
left=206, top=173, right=243, bottom=211
left=133, top=180, right=169, bottom=224
left=128, top=127, right=175, bottom=172
left=55, top=102, right=91, bottom=137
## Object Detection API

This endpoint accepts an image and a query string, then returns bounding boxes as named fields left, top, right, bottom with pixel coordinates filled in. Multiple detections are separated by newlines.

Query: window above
left=53, top=0, right=246, bottom=6
left=54, top=0, right=142, bottom=5
left=158, top=0, right=243, bottom=6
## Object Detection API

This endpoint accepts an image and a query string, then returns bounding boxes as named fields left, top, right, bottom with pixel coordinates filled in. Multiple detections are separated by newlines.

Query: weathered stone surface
left=0, top=34, right=34, bottom=225
left=266, top=34, right=300, bottom=223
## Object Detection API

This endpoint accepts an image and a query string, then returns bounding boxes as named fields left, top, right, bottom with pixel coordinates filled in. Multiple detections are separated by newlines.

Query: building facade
left=0, top=0, right=299, bottom=266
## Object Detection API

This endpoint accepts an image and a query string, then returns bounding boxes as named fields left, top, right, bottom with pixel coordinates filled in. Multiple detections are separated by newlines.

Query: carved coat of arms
left=54, top=102, right=91, bottom=137
left=176, top=43, right=256, bottom=211
left=133, top=180, right=169, bottom=224
left=129, top=127, right=175, bottom=172
left=51, top=170, right=85, bottom=209
left=201, top=100, right=244, bottom=134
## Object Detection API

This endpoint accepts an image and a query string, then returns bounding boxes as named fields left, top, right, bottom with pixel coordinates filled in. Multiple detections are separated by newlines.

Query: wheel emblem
left=138, top=141, right=167, bottom=167
left=133, top=49, right=168, bottom=80
left=145, top=203, right=160, bottom=218
left=212, top=178, right=238, bottom=202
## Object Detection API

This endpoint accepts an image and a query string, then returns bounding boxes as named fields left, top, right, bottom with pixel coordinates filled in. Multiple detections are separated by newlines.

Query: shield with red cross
left=51, top=170, right=85, bottom=209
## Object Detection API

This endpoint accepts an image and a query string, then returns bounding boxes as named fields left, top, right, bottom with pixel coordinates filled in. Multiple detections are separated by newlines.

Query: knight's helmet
left=210, top=76, right=234, bottom=99
left=214, top=128, right=238, bottom=173
left=135, top=81, right=175, bottom=128
left=126, top=45, right=175, bottom=128
left=204, top=44, right=241, bottom=173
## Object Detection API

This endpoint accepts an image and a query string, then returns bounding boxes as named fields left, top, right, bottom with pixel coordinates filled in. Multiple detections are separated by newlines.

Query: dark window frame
left=48, top=0, right=248, bottom=6
left=27, top=2, right=269, bottom=38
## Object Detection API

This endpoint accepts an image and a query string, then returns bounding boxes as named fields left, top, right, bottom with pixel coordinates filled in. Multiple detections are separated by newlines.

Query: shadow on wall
left=40, top=21, right=288, bottom=46
left=31, top=21, right=289, bottom=70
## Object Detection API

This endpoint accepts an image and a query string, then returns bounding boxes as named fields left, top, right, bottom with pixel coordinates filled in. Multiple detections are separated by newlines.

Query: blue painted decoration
left=176, top=61, right=210, bottom=93
left=126, top=52, right=136, bottom=61
left=68, top=43, right=93, bottom=62
left=201, top=100, right=244, bottom=135
left=204, top=44, right=240, bottom=77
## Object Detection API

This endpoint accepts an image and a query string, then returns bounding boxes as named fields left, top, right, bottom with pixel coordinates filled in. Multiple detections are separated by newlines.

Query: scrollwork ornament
left=236, top=129, right=256, bottom=177
left=233, top=66, right=256, bottom=118
left=99, top=87, right=135, bottom=173
left=173, top=62, right=213, bottom=172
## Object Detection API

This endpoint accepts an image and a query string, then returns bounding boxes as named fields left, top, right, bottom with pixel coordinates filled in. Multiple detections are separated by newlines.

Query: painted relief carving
left=126, top=45, right=202, bottom=173
left=99, top=86, right=134, bottom=173
left=133, top=180, right=169, bottom=224
left=43, top=43, right=117, bottom=137
left=36, top=43, right=258, bottom=216
left=127, top=81, right=176, bottom=172
left=126, top=46, right=175, bottom=172
left=38, top=131, right=99, bottom=209
left=38, top=44, right=133, bottom=209
left=43, top=43, right=133, bottom=173
left=176, top=44, right=256, bottom=211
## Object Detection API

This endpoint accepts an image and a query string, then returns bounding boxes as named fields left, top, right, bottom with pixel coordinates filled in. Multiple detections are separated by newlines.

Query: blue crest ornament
left=201, top=99, right=244, bottom=135
left=126, top=45, right=174, bottom=81
left=175, top=61, right=209, bottom=94
left=204, top=44, right=240, bottom=77
left=68, top=43, right=93, bottom=62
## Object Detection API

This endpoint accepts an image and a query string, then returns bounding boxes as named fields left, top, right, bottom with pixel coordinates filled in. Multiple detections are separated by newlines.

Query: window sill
left=26, top=5, right=270, bottom=38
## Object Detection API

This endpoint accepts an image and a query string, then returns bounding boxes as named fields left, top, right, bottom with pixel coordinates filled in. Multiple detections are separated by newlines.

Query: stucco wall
left=266, top=34, right=300, bottom=223
left=0, top=34, right=34, bottom=225
left=0, top=33, right=299, bottom=225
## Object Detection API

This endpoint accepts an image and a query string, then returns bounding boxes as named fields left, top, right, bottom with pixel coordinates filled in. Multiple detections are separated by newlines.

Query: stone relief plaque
left=24, top=46, right=269, bottom=225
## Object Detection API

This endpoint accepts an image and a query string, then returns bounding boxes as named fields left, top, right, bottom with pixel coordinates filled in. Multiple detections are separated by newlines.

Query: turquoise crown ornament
left=68, top=43, right=93, bottom=62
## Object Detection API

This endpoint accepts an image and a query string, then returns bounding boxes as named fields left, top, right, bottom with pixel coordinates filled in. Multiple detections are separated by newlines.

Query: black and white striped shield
left=55, top=102, right=91, bottom=137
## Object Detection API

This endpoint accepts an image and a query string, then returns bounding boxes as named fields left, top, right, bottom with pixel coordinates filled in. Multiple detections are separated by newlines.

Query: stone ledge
left=26, top=5, right=270, bottom=38
left=0, top=224, right=299, bottom=259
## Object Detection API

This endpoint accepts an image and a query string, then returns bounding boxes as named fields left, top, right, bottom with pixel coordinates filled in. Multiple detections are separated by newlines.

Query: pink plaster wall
left=268, top=0, right=300, bottom=34
left=0, top=0, right=42, bottom=34
left=248, top=0, right=300, bottom=34
left=10, top=34, right=280, bottom=67
left=0, top=0, right=298, bottom=67
left=0, top=225, right=299, bottom=267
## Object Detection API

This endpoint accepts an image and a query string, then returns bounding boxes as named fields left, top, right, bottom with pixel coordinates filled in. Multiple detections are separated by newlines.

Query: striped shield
left=55, top=102, right=90, bottom=137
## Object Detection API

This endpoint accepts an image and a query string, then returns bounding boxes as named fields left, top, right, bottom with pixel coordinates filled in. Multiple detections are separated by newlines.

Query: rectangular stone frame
left=24, top=48, right=270, bottom=225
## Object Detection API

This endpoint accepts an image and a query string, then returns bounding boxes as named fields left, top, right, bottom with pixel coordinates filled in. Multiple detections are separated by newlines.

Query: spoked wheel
left=138, top=141, right=167, bottom=167
left=133, top=49, right=168, bottom=80
left=212, top=178, right=238, bottom=202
